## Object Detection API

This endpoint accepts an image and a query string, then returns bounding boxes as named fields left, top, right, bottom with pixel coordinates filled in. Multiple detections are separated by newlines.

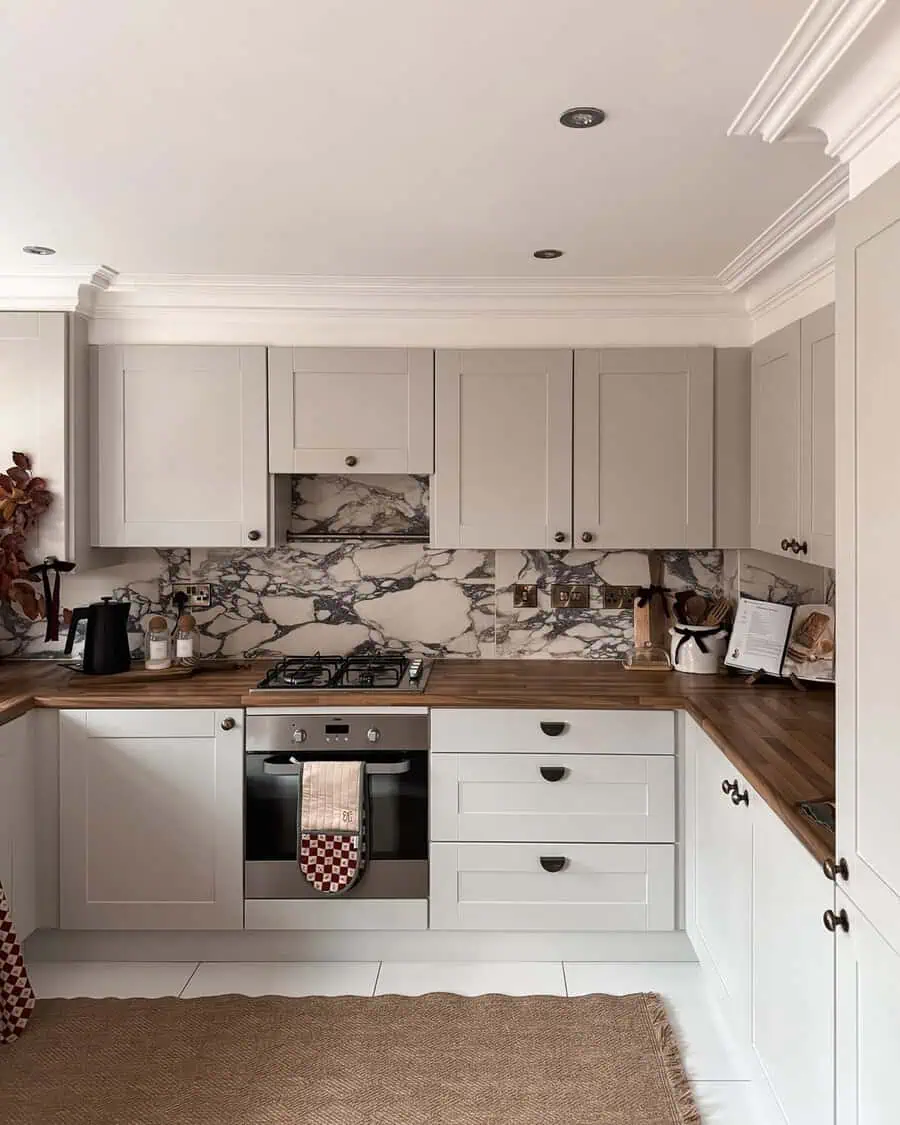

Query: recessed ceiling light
left=22, top=245, right=56, bottom=256
left=533, top=248, right=564, bottom=260
left=559, top=107, right=606, bottom=129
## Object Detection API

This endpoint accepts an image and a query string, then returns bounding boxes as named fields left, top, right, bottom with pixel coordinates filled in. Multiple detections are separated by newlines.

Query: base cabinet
left=0, top=715, right=37, bottom=942
left=686, top=717, right=835, bottom=1125
left=752, top=793, right=835, bottom=1125
left=836, top=889, right=900, bottom=1125
left=59, top=709, right=244, bottom=930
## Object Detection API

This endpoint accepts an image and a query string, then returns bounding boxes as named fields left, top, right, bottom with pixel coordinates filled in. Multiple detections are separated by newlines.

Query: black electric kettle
left=64, top=597, right=132, bottom=675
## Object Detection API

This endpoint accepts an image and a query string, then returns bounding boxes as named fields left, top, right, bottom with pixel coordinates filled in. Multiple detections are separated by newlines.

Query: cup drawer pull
left=539, top=856, right=568, bottom=873
left=539, top=765, right=568, bottom=782
left=539, top=721, right=568, bottom=737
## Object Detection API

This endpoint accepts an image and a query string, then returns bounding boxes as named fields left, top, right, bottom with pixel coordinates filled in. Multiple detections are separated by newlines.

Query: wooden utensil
left=703, top=597, right=732, bottom=627
left=684, top=594, right=709, bottom=626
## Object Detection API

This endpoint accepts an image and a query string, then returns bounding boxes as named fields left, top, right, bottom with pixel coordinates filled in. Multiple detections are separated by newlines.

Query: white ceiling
left=1, top=0, right=834, bottom=281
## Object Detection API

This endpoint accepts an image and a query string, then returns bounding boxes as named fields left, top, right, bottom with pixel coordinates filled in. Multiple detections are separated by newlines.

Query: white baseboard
left=25, top=927, right=697, bottom=963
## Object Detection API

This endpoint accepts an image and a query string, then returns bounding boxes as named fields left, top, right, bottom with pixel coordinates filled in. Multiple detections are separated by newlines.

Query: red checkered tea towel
left=1, top=881, right=34, bottom=1043
left=298, top=760, right=368, bottom=895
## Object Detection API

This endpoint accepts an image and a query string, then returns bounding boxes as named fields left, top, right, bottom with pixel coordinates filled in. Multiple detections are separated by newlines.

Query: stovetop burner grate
left=256, top=652, right=414, bottom=691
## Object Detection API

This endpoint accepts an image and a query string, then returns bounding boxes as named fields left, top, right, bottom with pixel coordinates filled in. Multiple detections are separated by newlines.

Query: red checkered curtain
left=1, top=881, right=34, bottom=1043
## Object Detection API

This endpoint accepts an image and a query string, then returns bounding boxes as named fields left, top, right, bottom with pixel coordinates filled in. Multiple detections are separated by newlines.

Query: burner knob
left=292, top=728, right=307, bottom=744
left=367, top=727, right=381, bottom=744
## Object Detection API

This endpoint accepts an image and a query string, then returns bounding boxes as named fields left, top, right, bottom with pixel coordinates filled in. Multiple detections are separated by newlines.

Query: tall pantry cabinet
left=835, top=157, right=900, bottom=1123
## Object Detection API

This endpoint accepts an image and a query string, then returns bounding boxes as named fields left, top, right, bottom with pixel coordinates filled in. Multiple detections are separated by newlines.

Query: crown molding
left=742, top=224, right=836, bottom=338
left=0, top=263, right=119, bottom=312
left=718, top=165, right=848, bottom=290
left=728, top=0, right=887, bottom=142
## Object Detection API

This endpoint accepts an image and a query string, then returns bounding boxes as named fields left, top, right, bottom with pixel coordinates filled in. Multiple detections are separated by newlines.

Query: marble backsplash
left=0, top=475, right=835, bottom=661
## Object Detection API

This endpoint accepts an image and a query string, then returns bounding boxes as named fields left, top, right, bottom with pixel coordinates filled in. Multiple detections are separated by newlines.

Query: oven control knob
left=291, top=728, right=307, bottom=744
left=367, top=727, right=381, bottom=744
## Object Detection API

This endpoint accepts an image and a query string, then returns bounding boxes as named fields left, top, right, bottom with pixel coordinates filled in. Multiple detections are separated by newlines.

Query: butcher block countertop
left=0, top=658, right=835, bottom=865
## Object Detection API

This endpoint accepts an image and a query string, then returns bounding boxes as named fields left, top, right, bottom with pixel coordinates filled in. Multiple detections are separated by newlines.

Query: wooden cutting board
left=64, top=660, right=251, bottom=685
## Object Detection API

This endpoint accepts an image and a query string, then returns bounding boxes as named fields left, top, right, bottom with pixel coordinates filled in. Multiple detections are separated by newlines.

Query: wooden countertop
left=0, top=658, right=835, bottom=866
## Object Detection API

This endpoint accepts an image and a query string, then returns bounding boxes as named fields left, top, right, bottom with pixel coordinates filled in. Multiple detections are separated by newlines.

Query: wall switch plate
left=551, top=583, right=590, bottom=609
left=601, top=584, right=643, bottom=610
left=513, top=583, right=538, bottom=608
left=172, top=582, right=211, bottom=610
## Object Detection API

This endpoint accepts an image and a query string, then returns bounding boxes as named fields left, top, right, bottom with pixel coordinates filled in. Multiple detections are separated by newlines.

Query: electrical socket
left=550, top=583, right=590, bottom=609
left=513, top=583, right=538, bottom=608
left=601, top=584, right=643, bottom=610
left=172, top=582, right=211, bottom=610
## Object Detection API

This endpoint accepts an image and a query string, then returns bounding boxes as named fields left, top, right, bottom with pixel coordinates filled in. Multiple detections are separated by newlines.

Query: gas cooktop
left=251, top=653, right=432, bottom=693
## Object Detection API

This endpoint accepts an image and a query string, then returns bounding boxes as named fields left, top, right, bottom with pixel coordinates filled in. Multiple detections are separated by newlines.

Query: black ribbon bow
left=672, top=624, right=726, bottom=665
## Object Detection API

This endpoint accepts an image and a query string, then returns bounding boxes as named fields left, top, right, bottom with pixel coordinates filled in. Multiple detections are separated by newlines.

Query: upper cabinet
left=92, top=345, right=272, bottom=548
left=432, top=350, right=573, bottom=549
left=751, top=308, right=834, bottom=567
left=574, top=348, right=713, bottom=548
left=268, top=347, right=434, bottom=474
left=0, top=312, right=117, bottom=569
left=432, top=347, right=713, bottom=549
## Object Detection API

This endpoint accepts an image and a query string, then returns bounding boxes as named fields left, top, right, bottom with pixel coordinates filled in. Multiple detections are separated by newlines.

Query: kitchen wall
left=0, top=476, right=833, bottom=661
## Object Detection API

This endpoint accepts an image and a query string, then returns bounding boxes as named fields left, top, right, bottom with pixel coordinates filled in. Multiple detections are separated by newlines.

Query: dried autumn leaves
left=0, top=452, right=52, bottom=619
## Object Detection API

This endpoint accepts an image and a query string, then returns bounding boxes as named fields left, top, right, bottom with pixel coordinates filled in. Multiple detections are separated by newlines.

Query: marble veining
left=292, top=474, right=429, bottom=538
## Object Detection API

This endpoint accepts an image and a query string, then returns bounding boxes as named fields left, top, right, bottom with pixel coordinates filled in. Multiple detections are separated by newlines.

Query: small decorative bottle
left=145, top=615, right=172, bottom=670
left=174, top=614, right=196, bottom=663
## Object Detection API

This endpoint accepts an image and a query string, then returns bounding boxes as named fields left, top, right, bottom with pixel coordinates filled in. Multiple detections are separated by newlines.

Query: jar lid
left=148, top=615, right=167, bottom=631
left=177, top=614, right=196, bottom=631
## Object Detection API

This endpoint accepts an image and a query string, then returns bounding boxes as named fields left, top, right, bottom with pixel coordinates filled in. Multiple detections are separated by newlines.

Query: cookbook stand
left=744, top=668, right=807, bottom=691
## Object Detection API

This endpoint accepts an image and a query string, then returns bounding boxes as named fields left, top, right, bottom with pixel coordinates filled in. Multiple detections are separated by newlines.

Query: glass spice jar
left=145, top=615, right=171, bottom=670
left=174, top=613, right=196, bottom=662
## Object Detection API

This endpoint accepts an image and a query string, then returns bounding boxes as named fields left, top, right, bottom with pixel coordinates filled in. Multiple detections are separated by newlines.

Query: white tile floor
left=26, top=959, right=771, bottom=1124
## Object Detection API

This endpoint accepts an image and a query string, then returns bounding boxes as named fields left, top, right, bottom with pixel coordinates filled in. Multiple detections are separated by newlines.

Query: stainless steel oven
left=244, top=712, right=428, bottom=900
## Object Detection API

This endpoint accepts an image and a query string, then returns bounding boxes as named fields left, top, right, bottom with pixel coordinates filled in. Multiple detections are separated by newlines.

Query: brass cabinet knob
left=581, top=531, right=594, bottom=543
left=345, top=455, right=358, bottom=467
left=220, top=717, right=236, bottom=731
left=823, top=857, right=849, bottom=882
left=554, top=532, right=566, bottom=543
left=781, top=538, right=791, bottom=551
left=247, top=530, right=261, bottom=542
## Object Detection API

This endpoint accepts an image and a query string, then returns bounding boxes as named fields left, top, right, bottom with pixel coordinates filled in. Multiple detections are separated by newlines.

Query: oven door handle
left=260, top=756, right=412, bottom=776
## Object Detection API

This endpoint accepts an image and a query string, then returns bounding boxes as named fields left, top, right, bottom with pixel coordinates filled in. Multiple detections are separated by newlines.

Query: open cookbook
left=724, top=597, right=835, bottom=682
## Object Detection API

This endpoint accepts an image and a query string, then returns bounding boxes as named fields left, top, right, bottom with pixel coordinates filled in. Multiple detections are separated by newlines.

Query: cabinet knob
left=581, top=531, right=594, bottom=543
left=721, top=779, right=736, bottom=795
left=731, top=787, right=749, bottom=807
left=220, top=717, right=236, bottom=731
left=345, top=455, right=358, bottom=467
left=798, top=540, right=808, bottom=555
left=781, top=538, right=791, bottom=551
left=789, top=538, right=804, bottom=555
left=823, top=857, right=849, bottom=882
left=540, top=721, right=567, bottom=737
left=554, top=532, right=566, bottom=543
left=823, top=908, right=850, bottom=933
left=539, top=765, right=567, bottom=782
left=247, top=530, right=261, bottom=542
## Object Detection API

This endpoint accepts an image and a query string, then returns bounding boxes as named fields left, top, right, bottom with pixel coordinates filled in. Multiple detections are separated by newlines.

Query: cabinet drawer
left=430, top=842, right=674, bottom=931
left=431, top=753, right=674, bottom=843
left=431, top=708, right=673, bottom=755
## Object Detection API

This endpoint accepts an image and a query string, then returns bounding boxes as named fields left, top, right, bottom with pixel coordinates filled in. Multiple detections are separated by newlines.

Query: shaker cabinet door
left=431, top=350, right=573, bottom=548
left=574, top=347, right=714, bottom=547
left=59, top=709, right=244, bottom=930
left=751, top=321, right=803, bottom=557
left=267, top=347, right=434, bottom=474
left=92, top=345, right=269, bottom=547
left=0, top=715, right=37, bottom=943
left=837, top=166, right=900, bottom=944
left=800, top=305, right=835, bottom=567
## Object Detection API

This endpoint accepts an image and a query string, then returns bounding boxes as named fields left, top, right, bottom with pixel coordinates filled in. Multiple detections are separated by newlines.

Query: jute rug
left=0, top=992, right=701, bottom=1125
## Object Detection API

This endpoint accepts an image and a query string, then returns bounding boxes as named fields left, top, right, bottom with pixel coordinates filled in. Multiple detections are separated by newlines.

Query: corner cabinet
left=431, top=347, right=714, bottom=549
left=59, top=709, right=244, bottom=930
left=92, top=346, right=272, bottom=548
left=751, top=307, right=834, bottom=566
left=432, top=350, right=573, bottom=549
left=268, top=347, right=434, bottom=474
left=574, top=347, right=713, bottom=547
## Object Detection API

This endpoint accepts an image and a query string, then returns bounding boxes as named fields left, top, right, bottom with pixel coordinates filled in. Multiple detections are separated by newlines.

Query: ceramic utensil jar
left=669, top=623, right=729, bottom=674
